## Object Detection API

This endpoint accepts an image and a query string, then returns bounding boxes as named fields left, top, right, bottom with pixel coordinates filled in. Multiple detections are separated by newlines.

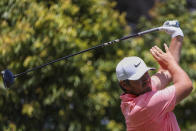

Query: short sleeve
left=151, top=78, right=158, bottom=91
left=145, top=86, right=176, bottom=118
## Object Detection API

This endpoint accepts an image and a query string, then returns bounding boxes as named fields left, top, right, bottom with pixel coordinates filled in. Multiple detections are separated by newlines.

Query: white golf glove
left=159, top=20, right=184, bottom=38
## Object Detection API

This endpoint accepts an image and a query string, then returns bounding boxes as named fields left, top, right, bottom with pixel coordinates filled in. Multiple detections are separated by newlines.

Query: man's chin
left=146, top=87, right=152, bottom=92
left=143, top=87, right=152, bottom=93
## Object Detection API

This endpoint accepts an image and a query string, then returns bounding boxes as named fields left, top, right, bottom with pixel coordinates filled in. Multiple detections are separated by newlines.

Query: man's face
left=121, top=72, right=152, bottom=95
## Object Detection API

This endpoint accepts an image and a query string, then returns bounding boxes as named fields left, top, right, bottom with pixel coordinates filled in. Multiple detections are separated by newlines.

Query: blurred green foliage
left=0, top=0, right=130, bottom=130
left=0, top=0, right=196, bottom=130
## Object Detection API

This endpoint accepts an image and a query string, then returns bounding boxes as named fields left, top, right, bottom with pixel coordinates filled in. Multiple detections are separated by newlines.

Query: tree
left=1, top=0, right=196, bottom=130
left=0, top=0, right=130, bottom=130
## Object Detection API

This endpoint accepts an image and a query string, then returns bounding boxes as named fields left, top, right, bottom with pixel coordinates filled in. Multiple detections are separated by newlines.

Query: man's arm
left=169, top=36, right=183, bottom=63
left=150, top=44, right=193, bottom=105
left=152, top=21, right=184, bottom=90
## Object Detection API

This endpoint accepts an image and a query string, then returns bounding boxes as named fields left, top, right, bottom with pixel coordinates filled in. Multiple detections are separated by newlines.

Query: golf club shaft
left=13, top=27, right=160, bottom=78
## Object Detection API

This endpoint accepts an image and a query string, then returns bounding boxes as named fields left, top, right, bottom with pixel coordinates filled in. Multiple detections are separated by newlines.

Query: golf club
left=1, top=27, right=162, bottom=88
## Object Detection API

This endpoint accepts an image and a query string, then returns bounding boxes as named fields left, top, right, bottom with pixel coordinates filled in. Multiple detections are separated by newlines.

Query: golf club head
left=1, top=69, right=14, bottom=88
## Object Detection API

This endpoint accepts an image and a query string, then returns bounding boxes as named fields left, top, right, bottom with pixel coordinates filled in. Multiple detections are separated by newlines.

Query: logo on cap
left=134, top=61, right=141, bottom=68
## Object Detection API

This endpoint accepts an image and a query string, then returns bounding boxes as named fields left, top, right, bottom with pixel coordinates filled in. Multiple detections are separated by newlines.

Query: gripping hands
left=159, top=20, right=184, bottom=38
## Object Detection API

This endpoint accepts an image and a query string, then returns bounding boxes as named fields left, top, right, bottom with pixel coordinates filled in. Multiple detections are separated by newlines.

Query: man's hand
left=159, top=20, right=184, bottom=38
left=150, top=44, right=177, bottom=70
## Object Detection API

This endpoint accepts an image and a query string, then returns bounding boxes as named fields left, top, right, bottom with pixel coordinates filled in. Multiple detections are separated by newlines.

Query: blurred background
left=0, top=0, right=196, bottom=130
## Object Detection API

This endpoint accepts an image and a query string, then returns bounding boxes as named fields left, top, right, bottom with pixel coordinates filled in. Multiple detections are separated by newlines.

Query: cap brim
left=127, top=67, right=155, bottom=80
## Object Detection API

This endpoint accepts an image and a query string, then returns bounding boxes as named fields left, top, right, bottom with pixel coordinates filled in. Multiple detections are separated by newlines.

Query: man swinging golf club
left=116, top=20, right=193, bottom=131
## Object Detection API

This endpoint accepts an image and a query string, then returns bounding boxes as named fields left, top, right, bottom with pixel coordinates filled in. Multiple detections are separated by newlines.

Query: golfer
left=116, top=20, right=193, bottom=131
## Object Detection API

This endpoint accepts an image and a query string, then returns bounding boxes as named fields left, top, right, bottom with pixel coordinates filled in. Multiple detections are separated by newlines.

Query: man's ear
left=119, top=81, right=128, bottom=93
left=119, top=81, right=127, bottom=88
left=120, top=80, right=133, bottom=92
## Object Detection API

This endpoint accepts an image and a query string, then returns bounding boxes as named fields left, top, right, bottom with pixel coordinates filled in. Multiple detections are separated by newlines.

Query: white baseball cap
left=116, top=56, right=155, bottom=81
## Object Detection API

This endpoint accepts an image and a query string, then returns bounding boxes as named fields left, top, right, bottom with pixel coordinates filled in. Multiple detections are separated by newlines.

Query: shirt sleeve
left=145, top=86, right=176, bottom=118
left=151, top=71, right=172, bottom=91
left=151, top=78, right=158, bottom=91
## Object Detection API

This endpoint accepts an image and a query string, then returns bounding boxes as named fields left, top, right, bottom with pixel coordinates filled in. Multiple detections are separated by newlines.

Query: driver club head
left=1, top=69, right=14, bottom=88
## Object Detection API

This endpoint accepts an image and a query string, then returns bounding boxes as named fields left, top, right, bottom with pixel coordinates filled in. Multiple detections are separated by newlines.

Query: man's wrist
left=167, top=61, right=179, bottom=75
left=172, top=36, right=183, bottom=42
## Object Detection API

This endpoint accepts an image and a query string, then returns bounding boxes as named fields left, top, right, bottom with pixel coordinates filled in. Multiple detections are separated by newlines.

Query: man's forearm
left=169, top=36, right=183, bottom=63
